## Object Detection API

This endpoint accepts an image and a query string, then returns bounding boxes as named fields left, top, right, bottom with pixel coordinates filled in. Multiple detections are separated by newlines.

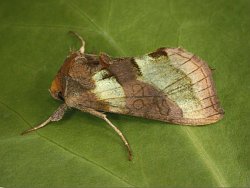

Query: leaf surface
left=0, top=0, right=249, bottom=187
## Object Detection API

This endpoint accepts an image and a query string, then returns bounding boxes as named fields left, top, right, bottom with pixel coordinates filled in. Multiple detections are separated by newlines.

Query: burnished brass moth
left=22, top=31, right=224, bottom=160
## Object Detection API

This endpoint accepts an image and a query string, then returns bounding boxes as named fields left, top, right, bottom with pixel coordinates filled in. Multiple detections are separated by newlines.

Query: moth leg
left=68, top=31, right=85, bottom=54
left=21, top=103, right=68, bottom=135
left=209, top=65, right=216, bottom=71
left=81, top=107, right=132, bottom=161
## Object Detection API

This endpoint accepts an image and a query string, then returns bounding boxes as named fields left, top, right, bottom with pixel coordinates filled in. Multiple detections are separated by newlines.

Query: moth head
left=49, top=52, right=79, bottom=101
left=50, top=76, right=64, bottom=101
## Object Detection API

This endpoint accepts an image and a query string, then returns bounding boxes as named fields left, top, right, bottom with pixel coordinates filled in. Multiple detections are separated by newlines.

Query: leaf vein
left=67, top=0, right=126, bottom=55
left=0, top=101, right=135, bottom=187
left=181, top=127, right=229, bottom=187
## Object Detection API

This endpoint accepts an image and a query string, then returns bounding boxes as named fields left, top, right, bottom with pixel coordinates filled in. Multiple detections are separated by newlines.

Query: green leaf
left=0, top=0, right=249, bottom=187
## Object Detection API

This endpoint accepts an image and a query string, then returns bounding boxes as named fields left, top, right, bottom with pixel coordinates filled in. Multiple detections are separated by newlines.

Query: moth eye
left=57, top=92, right=64, bottom=101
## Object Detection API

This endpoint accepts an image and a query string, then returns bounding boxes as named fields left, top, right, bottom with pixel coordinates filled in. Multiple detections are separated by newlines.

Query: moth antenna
left=68, top=31, right=85, bottom=54
left=21, top=104, right=68, bottom=135
left=80, top=108, right=132, bottom=161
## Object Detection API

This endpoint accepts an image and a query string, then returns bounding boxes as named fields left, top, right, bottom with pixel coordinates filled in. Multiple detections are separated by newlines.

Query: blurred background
left=0, top=0, right=249, bottom=187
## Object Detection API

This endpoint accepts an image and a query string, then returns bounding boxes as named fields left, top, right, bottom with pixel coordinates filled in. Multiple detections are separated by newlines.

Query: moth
left=22, top=31, right=224, bottom=160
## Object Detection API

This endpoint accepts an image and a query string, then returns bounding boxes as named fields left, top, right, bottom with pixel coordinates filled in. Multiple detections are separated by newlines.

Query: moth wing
left=134, top=47, right=224, bottom=125
left=89, top=48, right=224, bottom=125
